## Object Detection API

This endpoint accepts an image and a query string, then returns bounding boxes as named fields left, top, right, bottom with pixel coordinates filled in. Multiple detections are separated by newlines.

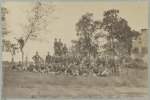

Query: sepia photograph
left=1, top=0, right=148, bottom=99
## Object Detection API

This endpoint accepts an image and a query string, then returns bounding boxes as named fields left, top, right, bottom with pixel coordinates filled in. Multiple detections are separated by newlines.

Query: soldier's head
left=36, top=51, right=38, bottom=55
left=21, top=37, right=23, bottom=39
left=59, top=39, right=61, bottom=42
left=64, top=43, right=66, bottom=46
left=55, top=38, right=57, bottom=41
left=19, top=61, right=21, bottom=64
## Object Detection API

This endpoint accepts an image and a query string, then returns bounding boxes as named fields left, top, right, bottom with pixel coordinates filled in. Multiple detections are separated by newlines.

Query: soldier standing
left=58, top=39, right=63, bottom=56
left=62, top=43, right=68, bottom=55
left=18, top=37, right=24, bottom=51
left=45, top=52, right=52, bottom=64
left=32, top=51, right=42, bottom=71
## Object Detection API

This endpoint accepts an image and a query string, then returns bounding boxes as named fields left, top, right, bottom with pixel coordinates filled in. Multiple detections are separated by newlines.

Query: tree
left=19, top=2, right=56, bottom=63
left=99, top=9, right=140, bottom=75
left=2, top=7, right=11, bottom=52
left=3, top=40, right=19, bottom=62
left=72, top=13, right=99, bottom=67
left=2, top=7, right=10, bottom=36
left=102, top=9, right=140, bottom=55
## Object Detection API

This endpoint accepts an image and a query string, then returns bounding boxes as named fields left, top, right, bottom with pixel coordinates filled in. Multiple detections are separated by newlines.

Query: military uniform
left=18, top=38, right=24, bottom=51
left=32, top=54, right=41, bottom=71
left=54, top=41, right=59, bottom=55
left=45, top=54, right=51, bottom=64
left=58, top=41, right=63, bottom=56
left=17, top=62, right=22, bottom=70
left=62, top=45, right=68, bottom=55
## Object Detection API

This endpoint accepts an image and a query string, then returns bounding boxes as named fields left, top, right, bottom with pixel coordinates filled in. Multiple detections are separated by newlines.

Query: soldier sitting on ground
left=65, top=63, right=73, bottom=75
left=73, top=68, right=80, bottom=76
left=9, top=61, right=16, bottom=70
left=93, top=67, right=99, bottom=75
left=16, top=61, right=22, bottom=70
left=60, top=65, right=66, bottom=74
left=28, top=62, right=35, bottom=72
left=39, top=63, right=47, bottom=73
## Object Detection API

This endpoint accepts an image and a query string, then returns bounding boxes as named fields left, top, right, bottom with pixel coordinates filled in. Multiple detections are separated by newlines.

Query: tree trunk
left=21, top=49, right=24, bottom=65
left=88, top=51, right=91, bottom=69
left=11, top=53, right=14, bottom=62
left=112, top=37, right=115, bottom=53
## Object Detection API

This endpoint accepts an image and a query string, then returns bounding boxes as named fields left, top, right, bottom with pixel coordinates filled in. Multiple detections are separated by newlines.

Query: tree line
left=70, top=10, right=139, bottom=68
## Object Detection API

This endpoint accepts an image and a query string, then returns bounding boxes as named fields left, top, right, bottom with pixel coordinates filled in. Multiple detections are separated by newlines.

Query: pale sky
left=2, top=1, right=148, bottom=62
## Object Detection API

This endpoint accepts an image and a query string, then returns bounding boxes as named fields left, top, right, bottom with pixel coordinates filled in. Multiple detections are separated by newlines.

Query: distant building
left=132, top=29, right=148, bottom=63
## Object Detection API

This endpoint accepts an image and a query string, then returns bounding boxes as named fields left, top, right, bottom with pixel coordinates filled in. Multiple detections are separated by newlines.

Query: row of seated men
left=9, top=60, right=114, bottom=76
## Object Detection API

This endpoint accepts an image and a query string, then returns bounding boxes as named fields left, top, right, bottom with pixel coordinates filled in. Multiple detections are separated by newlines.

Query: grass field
left=2, top=64, right=148, bottom=99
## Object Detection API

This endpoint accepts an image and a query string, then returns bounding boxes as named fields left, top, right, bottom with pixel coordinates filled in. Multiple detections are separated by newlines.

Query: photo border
left=0, top=0, right=149, bottom=100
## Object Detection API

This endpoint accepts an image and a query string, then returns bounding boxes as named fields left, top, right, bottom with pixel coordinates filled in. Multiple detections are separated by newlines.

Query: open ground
left=2, top=64, right=148, bottom=98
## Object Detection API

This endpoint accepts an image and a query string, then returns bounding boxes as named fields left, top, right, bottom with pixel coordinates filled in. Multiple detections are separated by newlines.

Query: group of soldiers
left=30, top=38, right=69, bottom=71
left=9, top=38, right=70, bottom=73
left=9, top=50, right=112, bottom=76
left=9, top=37, right=127, bottom=76
left=54, top=38, right=68, bottom=56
